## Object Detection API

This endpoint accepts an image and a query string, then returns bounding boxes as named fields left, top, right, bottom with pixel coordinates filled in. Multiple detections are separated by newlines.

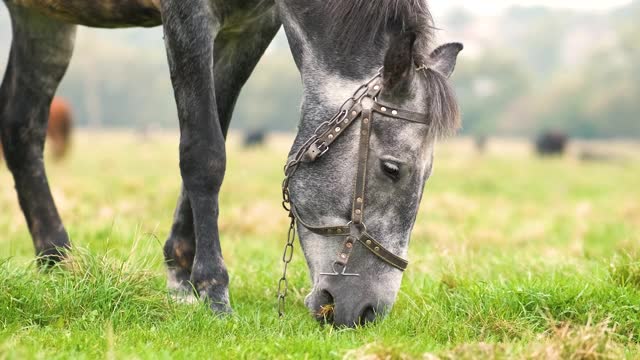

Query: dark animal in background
left=243, top=129, right=267, bottom=148
left=0, top=96, right=72, bottom=162
left=47, top=97, right=73, bottom=160
left=474, top=134, right=488, bottom=153
left=579, top=148, right=624, bottom=163
left=536, top=131, right=568, bottom=156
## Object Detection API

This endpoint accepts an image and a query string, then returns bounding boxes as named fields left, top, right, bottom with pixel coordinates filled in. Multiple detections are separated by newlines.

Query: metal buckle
left=303, top=141, right=329, bottom=162
left=317, top=142, right=329, bottom=158
left=320, top=261, right=359, bottom=277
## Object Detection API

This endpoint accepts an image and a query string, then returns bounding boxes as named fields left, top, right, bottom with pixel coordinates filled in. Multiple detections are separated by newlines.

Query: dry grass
left=527, top=320, right=625, bottom=360
left=348, top=321, right=631, bottom=360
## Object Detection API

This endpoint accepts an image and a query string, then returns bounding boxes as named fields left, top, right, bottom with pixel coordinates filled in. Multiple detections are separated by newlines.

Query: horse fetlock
left=166, top=267, right=192, bottom=293
left=163, top=236, right=195, bottom=270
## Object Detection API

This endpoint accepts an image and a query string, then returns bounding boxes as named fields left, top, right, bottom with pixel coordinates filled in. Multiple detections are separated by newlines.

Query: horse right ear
left=429, top=43, right=463, bottom=78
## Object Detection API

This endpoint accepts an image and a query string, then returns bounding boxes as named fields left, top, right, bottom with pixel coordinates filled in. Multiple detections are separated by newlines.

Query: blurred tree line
left=0, top=2, right=638, bottom=138
left=447, top=1, right=640, bottom=138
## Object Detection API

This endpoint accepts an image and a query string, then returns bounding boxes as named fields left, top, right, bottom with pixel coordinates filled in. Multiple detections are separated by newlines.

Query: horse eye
left=381, top=161, right=401, bottom=180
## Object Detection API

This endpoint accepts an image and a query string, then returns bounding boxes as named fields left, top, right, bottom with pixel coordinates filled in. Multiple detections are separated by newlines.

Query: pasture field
left=1, top=131, right=639, bottom=359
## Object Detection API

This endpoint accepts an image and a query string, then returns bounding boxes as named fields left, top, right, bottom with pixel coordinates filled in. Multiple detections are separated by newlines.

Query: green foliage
left=527, top=24, right=640, bottom=138
left=452, top=54, right=530, bottom=135
left=444, top=2, right=640, bottom=138
left=2, top=4, right=639, bottom=138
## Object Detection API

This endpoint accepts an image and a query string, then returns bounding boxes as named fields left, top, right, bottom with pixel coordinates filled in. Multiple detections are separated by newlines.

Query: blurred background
left=1, top=5, right=639, bottom=356
left=1, top=0, right=638, bottom=139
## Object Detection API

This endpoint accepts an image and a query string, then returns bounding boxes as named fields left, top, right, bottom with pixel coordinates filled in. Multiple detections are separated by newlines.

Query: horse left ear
left=383, top=31, right=417, bottom=92
left=429, top=43, right=464, bottom=78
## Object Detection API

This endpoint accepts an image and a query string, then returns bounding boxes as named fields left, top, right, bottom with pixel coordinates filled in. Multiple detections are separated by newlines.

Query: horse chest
left=8, top=0, right=162, bottom=28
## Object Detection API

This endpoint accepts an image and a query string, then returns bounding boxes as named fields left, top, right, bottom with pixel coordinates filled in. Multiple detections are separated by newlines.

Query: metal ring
left=348, top=221, right=367, bottom=234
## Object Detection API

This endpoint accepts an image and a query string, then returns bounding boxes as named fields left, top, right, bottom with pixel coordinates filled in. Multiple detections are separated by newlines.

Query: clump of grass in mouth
left=318, top=304, right=335, bottom=321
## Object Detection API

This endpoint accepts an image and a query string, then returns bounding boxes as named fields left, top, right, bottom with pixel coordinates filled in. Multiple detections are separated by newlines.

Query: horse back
left=6, top=0, right=162, bottom=28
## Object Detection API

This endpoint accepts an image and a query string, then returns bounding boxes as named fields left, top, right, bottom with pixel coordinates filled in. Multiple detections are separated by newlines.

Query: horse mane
left=322, top=0, right=435, bottom=54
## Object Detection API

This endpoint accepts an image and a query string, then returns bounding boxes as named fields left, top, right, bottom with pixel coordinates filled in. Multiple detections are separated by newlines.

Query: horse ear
left=429, top=43, right=463, bottom=78
left=383, top=32, right=417, bottom=91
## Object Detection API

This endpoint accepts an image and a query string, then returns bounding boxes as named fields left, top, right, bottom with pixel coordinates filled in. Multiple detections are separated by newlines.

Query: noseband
left=277, top=69, right=432, bottom=315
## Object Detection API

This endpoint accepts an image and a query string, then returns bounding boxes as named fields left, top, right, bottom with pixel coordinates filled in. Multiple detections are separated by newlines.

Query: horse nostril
left=358, top=305, right=377, bottom=326
left=315, top=290, right=335, bottom=324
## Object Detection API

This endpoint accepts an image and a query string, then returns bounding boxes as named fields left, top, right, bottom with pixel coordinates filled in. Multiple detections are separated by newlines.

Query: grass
left=1, top=132, right=639, bottom=359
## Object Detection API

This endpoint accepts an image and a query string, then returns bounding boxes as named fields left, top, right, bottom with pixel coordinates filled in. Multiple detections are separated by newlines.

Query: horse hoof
left=210, top=301, right=233, bottom=315
left=36, top=246, right=70, bottom=268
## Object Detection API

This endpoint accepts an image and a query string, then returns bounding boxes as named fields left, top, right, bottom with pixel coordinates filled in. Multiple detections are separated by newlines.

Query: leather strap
left=372, top=101, right=431, bottom=124
left=335, top=236, right=357, bottom=267
left=292, top=206, right=350, bottom=237
left=351, top=107, right=372, bottom=225
left=294, top=210, right=409, bottom=272
left=351, top=80, right=382, bottom=225
left=317, top=103, right=362, bottom=149
left=359, top=232, right=408, bottom=271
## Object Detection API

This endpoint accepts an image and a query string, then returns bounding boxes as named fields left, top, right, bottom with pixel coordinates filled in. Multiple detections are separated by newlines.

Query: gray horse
left=0, top=0, right=462, bottom=327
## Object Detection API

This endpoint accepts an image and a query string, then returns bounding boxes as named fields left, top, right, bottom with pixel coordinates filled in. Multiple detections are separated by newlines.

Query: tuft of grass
left=609, top=253, right=640, bottom=288
left=0, top=248, right=177, bottom=329
left=527, top=320, right=626, bottom=360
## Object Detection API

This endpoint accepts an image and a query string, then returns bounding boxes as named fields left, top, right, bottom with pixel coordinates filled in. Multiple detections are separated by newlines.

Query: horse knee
left=179, top=144, right=227, bottom=196
left=1, top=115, right=48, bottom=172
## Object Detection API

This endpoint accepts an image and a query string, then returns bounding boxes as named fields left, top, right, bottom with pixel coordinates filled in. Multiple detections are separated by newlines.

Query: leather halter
left=282, top=69, right=431, bottom=276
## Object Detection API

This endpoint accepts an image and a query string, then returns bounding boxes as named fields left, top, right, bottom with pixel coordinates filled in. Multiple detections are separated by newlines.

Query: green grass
left=1, top=133, right=639, bottom=359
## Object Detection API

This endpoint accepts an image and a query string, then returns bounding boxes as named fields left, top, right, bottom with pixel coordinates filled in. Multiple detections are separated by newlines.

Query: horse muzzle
left=305, top=274, right=398, bottom=327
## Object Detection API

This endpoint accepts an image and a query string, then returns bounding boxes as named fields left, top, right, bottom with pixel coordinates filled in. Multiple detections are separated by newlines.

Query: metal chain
left=278, top=152, right=304, bottom=317
left=277, top=116, right=339, bottom=317
left=277, top=212, right=296, bottom=317
left=276, top=130, right=326, bottom=317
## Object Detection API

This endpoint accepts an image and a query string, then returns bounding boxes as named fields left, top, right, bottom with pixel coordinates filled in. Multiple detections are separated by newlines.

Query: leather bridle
left=277, top=68, right=432, bottom=316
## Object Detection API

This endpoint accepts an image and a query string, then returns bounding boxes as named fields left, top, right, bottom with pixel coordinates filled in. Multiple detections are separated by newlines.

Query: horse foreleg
left=0, top=4, right=76, bottom=265
left=162, top=4, right=280, bottom=302
left=161, top=0, right=231, bottom=313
